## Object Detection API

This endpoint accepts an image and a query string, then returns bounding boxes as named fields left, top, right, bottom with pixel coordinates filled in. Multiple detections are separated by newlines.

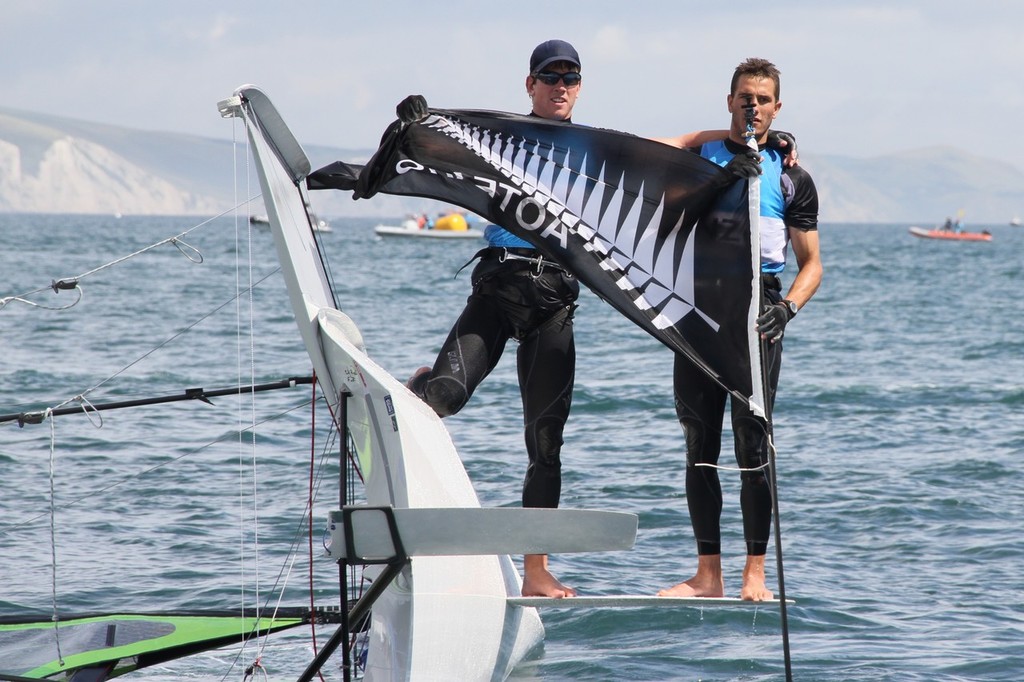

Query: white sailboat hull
left=316, top=306, right=544, bottom=680
left=221, top=85, right=544, bottom=681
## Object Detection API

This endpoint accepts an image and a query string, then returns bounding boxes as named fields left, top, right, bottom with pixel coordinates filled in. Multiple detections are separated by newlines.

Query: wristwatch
left=781, top=299, right=798, bottom=319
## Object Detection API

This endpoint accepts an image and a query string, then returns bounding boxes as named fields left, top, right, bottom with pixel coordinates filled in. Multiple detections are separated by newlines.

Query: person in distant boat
left=942, top=217, right=954, bottom=231
left=397, top=41, right=775, bottom=599
left=655, top=57, right=822, bottom=602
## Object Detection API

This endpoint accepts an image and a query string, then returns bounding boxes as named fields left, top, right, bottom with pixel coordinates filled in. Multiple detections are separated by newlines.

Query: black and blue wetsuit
left=408, top=224, right=579, bottom=509
left=674, top=139, right=818, bottom=557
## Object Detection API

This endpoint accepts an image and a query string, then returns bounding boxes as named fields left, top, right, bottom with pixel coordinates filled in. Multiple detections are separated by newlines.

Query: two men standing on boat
left=395, top=46, right=819, bottom=602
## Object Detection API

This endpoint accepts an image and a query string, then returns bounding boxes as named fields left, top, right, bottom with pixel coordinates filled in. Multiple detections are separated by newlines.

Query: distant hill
left=1, top=106, right=1021, bottom=225
left=799, top=146, right=1024, bottom=224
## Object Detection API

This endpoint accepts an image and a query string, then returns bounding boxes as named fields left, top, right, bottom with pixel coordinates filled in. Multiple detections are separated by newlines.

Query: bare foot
left=522, top=554, right=576, bottom=598
left=657, top=554, right=724, bottom=598
left=740, top=580, right=774, bottom=601
left=657, top=574, right=725, bottom=598
left=740, top=555, right=774, bottom=601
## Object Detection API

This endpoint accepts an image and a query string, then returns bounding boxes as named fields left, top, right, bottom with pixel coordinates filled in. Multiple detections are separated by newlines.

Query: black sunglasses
left=532, top=71, right=582, bottom=87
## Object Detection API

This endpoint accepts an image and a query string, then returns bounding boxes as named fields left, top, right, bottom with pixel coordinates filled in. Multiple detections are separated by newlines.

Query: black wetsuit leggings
left=672, top=320, right=782, bottom=558
left=411, top=254, right=579, bottom=509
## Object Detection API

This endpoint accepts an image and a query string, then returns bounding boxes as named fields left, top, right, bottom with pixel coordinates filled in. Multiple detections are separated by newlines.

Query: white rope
left=233, top=111, right=253, bottom=668
left=246, top=110, right=263, bottom=631
left=693, top=421, right=777, bottom=474
left=695, top=461, right=770, bottom=473
left=253, top=551, right=301, bottom=664
left=228, top=104, right=268, bottom=673
left=16, top=362, right=123, bottom=673
left=0, top=285, right=82, bottom=311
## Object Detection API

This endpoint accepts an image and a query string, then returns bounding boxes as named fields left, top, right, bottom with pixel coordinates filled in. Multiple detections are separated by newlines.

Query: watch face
left=785, top=300, right=798, bottom=316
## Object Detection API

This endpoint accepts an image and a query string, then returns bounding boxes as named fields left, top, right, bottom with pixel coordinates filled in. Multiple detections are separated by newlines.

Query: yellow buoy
left=433, top=213, right=468, bottom=231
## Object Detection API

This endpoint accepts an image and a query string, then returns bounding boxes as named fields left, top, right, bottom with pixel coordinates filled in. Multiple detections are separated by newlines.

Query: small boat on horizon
left=374, top=212, right=483, bottom=239
left=909, top=225, right=992, bottom=242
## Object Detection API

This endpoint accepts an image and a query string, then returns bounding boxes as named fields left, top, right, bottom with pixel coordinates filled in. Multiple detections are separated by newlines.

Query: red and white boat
left=909, top=226, right=992, bottom=242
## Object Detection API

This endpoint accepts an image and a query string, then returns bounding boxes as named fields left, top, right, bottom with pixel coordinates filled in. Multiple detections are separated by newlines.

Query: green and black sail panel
left=0, top=609, right=328, bottom=680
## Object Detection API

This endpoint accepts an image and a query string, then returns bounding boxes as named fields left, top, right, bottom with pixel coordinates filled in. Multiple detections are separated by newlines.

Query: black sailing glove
left=756, top=302, right=790, bottom=343
left=725, top=149, right=762, bottom=180
left=767, top=130, right=797, bottom=156
left=396, top=94, right=429, bottom=124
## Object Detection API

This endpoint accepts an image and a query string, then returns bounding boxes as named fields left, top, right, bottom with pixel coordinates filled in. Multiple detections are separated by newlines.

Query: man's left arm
left=781, top=164, right=821, bottom=312
left=784, top=228, right=822, bottom=312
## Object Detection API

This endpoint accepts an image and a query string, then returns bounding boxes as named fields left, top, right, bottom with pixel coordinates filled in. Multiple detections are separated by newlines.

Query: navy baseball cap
left=530, top=39, right=581, bottom=73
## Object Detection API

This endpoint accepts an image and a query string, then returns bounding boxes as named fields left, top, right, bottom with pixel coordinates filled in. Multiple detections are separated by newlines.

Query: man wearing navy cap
left=397, top=40, right=773, bottom=599
left=400, top=40, right=584, bottom=598
left=526, top=39, right=582, bottom=121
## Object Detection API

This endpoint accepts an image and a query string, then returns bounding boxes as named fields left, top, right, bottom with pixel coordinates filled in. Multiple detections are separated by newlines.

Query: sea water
left=1, top=214, right=1022, bottom=681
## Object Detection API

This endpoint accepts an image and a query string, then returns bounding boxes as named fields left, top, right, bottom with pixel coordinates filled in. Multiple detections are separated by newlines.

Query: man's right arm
left=654, top=129, right=798, bottom=167
left=652, top=130, right=729, bottom=149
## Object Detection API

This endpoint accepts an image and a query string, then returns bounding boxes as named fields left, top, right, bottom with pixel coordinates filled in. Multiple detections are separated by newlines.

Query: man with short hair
left=657, top=57, right=821, bottom=601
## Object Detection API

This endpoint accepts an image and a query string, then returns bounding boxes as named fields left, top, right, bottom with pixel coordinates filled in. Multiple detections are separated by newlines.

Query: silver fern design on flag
left=424, top=114, right=721, bottom=333
left=306, top=107, right=763, bottom=415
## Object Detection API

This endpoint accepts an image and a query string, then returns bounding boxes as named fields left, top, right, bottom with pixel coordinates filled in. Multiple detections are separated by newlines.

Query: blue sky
left=2, top=1, right=1023, bottom=170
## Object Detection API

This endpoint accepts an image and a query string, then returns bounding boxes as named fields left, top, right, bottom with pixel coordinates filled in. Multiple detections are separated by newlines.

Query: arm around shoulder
left=652, top=129, right=729, bottom=149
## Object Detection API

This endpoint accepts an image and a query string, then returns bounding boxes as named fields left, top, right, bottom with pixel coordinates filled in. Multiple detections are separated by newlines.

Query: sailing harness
left=451, top=246, right=579, bottom=343
left=456, top=246, right=570, bottom=279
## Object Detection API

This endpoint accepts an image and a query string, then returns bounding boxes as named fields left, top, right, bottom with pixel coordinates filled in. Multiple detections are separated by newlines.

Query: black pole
left=767, top=422, right=793, bottom=682
left=297, top=561, right=403, bottom=682
left=758, top=295, right=793, bottom=681
left=338, top=390, right=352, bottom=682
left=2, top=376, right=314, bottom=426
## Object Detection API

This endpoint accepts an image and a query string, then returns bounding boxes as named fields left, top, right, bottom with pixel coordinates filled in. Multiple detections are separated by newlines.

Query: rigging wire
left=307, top=374, right=324, bottom=677
left=46, top=412, right=65, bottom=669
left=0, top=269, right=283, bottom=427
left=220, top=98, right=364, bottom=677
left=8, top=110, right=354, bottom=677
left=0, top=399, right=317, bottom=537
left=234, top=111, right=263, bottom=674
left=221, top=413, right=343, bottom=680
left=307, top=375, right=329, bottom=682
left=225, top=109, right=345, bottom=679
left=0, top=202, right=260, bottom=312
left=220, top=110, right=343, bottom=678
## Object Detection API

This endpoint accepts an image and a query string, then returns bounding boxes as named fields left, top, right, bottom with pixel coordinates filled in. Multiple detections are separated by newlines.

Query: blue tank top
left=700, top=140, right=788, bottom=273
left=484, top=224, right=534, bottom=249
